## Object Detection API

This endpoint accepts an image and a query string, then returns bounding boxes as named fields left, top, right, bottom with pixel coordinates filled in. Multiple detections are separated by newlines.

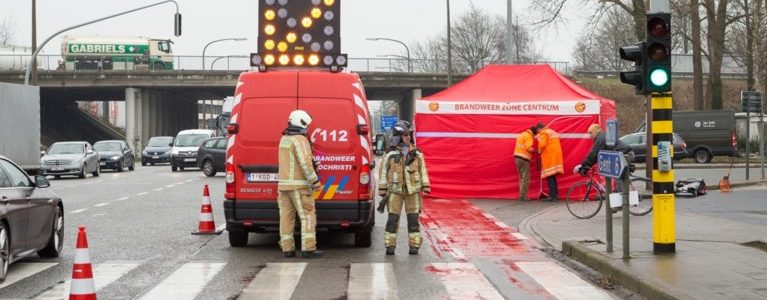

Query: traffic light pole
left=651, top=93, right=676, bottom=254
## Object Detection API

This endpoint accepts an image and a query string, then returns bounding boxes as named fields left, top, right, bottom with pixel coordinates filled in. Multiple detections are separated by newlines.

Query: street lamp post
left=24, top=0, right=181, bottom=85
left=366, top=37, right=411, bottom=72
left=447, top=0, right=453, bottom=86
left=202, top=38, right=247, bottom=71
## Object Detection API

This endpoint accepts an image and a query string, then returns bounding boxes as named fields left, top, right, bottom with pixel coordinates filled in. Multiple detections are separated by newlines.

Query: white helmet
left=288, top=110, right=313, bottom=129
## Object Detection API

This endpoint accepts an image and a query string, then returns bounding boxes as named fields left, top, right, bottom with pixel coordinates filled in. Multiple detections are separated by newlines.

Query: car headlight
left=111, top=156, right=121, bottom=160
left=171, top=149, right=180, bottom=155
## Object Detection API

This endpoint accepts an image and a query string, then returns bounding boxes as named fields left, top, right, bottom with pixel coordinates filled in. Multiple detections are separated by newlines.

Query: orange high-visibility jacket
left=514, top=129, right=535, bottom=160
left=538, top=127, right=564, bottom=178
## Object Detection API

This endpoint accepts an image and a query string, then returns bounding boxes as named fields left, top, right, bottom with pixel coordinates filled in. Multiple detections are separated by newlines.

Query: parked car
left=197, top=137, right=227, bottom=177
left=170, top=129, right=216, bottom=172
left=141, top=136, right=173, bottom=166
left=620, top=132, right=688, bottom=162
left=93, top=140, right=135, bottom=172
left=40, top=141, right=100, bottom=179
left=0, top=155, right=64, bottom=283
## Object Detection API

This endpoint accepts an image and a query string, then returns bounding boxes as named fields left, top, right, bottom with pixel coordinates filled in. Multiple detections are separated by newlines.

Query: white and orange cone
left=192, top=184, right=222, bottom=235
left=69, top=225, right=96, bottom=300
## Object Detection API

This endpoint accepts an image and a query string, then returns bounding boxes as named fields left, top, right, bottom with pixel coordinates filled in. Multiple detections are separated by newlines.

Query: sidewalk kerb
left=563, top=240, right=696, bottom=300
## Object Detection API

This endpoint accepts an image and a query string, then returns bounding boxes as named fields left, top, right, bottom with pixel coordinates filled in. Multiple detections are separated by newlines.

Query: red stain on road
left=421, top=199, right=528, bottom=257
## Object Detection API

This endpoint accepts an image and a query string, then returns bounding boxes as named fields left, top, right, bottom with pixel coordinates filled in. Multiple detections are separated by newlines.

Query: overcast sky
left=1, top=0, right=590, bottom=64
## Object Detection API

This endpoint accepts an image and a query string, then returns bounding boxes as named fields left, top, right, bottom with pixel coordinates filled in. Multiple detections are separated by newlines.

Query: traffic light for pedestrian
left=645, top=12, right=672, bottom=93
left=619, top=42, right=646, bottom=95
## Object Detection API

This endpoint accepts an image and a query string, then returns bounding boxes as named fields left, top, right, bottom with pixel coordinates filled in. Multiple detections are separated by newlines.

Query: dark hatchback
left=197, top=137, right=227, bottom=177
left=94, top=140, right=135, bottom=172
left=620, top=132, right=689, bottom=162
left=142, top=136, right=173, bottom=166
left=0, top=155, right=64, bottom=283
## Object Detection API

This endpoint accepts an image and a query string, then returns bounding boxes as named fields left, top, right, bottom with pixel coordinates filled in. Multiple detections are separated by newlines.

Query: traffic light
left=645, top=12, right=671, bottom=93
left=619, top=42, right=646, bottom=95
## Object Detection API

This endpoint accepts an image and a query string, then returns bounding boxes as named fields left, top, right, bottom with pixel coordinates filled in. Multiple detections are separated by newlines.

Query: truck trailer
left=61, top=35, right=174, bottom=70
left=0, top=82, right=41, bottom=174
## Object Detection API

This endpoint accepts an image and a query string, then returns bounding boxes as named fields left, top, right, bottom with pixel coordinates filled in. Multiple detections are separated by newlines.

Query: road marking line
left=515, top=262, right=613, bottom=300
left=94, top=203, right=110, bottom=207
left=348, top=263, right=398, bottom=300
left=176, top=181, right=185, bottom=185
left=0, top=263, right=57, bottom=289
left=69, top=209, right=87, bottom=214
left=215, top=224, right=226, bottom=233
left=239, top=263, right=307, bottom=300
left=154, top=188, right=164, bottom=192
left=140, top=262, right=225, bottom=300
left=35, top=261, right=141, bottom=299
left=186, top=179, right=194, bottom=182
left=511, top=232, right=528, bottom=240
left=165, top=184, right=175, bottom=188
left=117, top=197, right=129, bottom=201
left=137, top=192, right=148, bottom=196
left=426, top=263, right=504, bottom=300
left=495, top=221, right=511, bottom=228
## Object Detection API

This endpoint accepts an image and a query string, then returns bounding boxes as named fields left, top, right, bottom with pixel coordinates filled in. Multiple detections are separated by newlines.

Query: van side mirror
left=169, top=142, right=174, bottom=147
left=40, top=151, right=46, bottom=157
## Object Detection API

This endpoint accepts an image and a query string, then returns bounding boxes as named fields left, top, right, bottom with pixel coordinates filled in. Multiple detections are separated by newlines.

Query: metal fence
left=0, top=54, right=571, bottom=75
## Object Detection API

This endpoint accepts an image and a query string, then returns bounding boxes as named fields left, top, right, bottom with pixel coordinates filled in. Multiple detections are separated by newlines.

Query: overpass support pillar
left=125, top=87, right=144, bottom=155
left=399, top=88, right=421, bottom=123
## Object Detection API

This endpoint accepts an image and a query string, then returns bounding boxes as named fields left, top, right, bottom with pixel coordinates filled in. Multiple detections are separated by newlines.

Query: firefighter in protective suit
left=378, top=121, right=431, bottom=255
left=278, top=110, right=323, bottom=258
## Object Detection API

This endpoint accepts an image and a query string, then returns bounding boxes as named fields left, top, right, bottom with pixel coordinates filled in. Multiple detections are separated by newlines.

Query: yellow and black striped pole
left=651, top=92, right=675, bottom=253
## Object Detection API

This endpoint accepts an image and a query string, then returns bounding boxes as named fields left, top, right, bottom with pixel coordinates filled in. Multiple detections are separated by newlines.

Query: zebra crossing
left=2, top=259, right=613, bottom=300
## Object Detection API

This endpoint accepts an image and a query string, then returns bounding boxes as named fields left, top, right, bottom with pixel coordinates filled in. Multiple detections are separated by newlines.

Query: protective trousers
left=546, top=175, right=558, bottom=198
left=384, top=192, right=422, bottom=248
left=278, top=189, right=317, bottom=252
left=515, top=157, right=530, bottom=200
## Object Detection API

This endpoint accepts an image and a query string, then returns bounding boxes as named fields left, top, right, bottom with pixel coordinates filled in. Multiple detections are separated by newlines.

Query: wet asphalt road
left=0, top=164, right=625, bottom=299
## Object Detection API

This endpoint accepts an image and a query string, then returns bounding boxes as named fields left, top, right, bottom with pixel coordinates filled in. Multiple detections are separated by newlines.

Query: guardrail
left=0, top=54, right=571, bottom=75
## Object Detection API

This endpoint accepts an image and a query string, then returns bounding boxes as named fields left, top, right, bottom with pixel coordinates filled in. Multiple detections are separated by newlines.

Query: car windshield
left=148, top=137, right=173, bottom=147
left=94, top=142, right=121, bottom=151
left=174, top=134, right=209, bottom=147
left=48, top=143, right=84, bottom=154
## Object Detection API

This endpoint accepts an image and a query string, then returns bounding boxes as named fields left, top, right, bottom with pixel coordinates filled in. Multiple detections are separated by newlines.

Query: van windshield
left=174, top=134, right=209, bottom=147
left=148, top=137, right=173, bottom=147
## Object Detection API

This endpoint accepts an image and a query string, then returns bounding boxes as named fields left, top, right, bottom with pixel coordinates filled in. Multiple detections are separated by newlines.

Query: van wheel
left=694, top=149, right=712, bottom=163
left=141, top=159, right=147, bottom=166
left=129, top=160, right=135, bottom=171
left=171, top=165, right=178, bottom=172
left=228, top=230, right=248, bottom=247
left=354, top=228, right=373, bottom=247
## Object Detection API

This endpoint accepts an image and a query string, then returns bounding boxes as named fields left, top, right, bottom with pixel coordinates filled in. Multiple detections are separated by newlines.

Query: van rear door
left=300, top=97, right=360, bottom=201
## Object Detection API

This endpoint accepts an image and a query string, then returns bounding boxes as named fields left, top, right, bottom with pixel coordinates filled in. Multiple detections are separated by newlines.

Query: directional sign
left=381, top=115, right=398, bottom=131
left=598, top=150, right=628, bottom=178
left=606, top=119, right=618, bottom=147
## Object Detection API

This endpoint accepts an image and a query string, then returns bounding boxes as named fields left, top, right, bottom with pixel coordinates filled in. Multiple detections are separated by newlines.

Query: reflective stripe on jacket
left=514, top=129, right=535, bottom=160
left=378, top=145, right=430, bottom=195
left=278, top=134, right=319, bottom=191
left=538, top=128, right=564, bottom=178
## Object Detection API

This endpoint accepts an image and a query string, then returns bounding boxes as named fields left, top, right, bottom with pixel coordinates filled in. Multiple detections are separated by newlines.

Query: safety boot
left=284, top=251, right=296, bottom=258
left=409, top=246, right=419, bottom=255
left=385, top=246, right=395, bottom=255
left=301, top=250, right=324, bottom=258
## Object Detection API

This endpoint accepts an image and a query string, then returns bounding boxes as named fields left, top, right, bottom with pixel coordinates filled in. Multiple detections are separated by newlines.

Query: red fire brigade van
left=224, top=69, right=375, bottom=247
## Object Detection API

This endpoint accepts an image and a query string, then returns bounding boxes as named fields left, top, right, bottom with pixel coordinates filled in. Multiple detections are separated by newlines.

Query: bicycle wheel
left=629, top=177, right=653, bottom=216
left=566, top=181, right=604, bottom=219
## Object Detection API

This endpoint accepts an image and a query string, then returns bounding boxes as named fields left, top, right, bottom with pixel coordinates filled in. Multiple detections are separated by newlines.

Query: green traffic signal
left=645, top=13, right=671, bottom=93
left=650, top=68, right=669, bottom=87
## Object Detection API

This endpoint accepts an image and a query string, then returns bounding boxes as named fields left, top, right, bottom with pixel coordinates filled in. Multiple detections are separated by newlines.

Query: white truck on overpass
left=61, top=35, right=174, bottom=70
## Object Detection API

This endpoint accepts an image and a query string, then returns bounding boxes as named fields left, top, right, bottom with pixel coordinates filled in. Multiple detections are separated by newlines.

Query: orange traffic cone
left=192, top=184, right=223, bottom=235
left=69, top=225, right=96, bottom=300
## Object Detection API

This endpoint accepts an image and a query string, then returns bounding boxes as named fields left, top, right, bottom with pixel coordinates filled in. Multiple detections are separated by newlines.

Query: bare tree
left=703, top=0, right=737, bottom=109
left=0, top=17, right=16, bottom=46
left=572, top=7, right=636, bottom=72
left=729, top=0, right=766, bottom=92
left=532, top=0, right=646, bottom=41
left=410, top=2, right=545, bottom=73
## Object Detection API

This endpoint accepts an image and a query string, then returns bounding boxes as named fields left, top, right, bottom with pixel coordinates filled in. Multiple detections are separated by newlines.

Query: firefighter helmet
left=288, top=110, right=313, bottom=129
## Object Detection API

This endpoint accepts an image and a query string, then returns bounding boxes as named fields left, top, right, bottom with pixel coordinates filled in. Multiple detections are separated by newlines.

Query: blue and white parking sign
left=381, top=116, right=398, bottom=130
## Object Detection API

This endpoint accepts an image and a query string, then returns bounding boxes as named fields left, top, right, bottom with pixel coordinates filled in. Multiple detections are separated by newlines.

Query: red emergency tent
left=414, top=64, right=616, bottom=199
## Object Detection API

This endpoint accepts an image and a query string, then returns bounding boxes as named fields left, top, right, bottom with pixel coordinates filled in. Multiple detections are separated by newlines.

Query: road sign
left=598, top=150, right=628, bottom=178
left=740, top=91, right=763, bottom=113
left=381, top=116, right=398, bottom=131
left=606, top=119, right=618, bottom=147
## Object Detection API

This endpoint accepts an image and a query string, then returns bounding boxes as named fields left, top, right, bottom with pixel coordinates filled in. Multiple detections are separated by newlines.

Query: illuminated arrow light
left=264, top=24, right=275, bottom=35
left=311, top=8, right=322, bottom=19
left=302, top=17, right=313, bottom=28
left=279, top=54, right=290, bottom=65
left=308, top=54, right=320, bottom=66
left=264, top=9, right=276, bottom=21
left=294, top=54, right=305, bottom=65
left=264, top=54, right=275, bottom=65
left=264, top=40, right=275, bottom=50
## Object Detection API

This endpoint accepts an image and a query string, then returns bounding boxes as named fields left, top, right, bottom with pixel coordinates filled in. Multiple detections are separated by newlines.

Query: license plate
left=247, top=173, right=278, bottom=182
left=152, top=156, right=160, bottom=159
left=100, top=162, right=106, bottom=166
left=52, top=166, right=64, bottom=171
left=184, top=158, right=196, bottom=162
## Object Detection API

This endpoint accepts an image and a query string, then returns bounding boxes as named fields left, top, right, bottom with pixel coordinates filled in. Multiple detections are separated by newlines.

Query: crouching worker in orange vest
left=278, top=110, right=323, bottom=258
left=536, top=123, right=564, bottom=202
left=514, top=126, right=538, bottom=201
left=378, top=121, right=431, bottom=255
